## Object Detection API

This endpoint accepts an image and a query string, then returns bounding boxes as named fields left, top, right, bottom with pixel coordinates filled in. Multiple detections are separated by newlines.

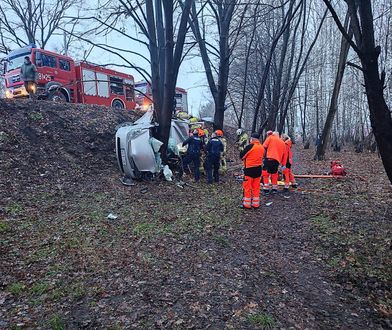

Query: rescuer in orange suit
left=262, top=131, right=286, bottom=194
left=261, top=130, right=273, bottom=186
left=240, top=132, right=265, bottom=209
left=282, top=134, right=298, bottom=192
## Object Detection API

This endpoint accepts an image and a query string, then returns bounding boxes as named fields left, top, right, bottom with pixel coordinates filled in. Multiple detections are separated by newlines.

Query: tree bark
left=315, top=13, right=351, bottom=160
left=323, top=0, right=392, bottom=183
left=267, top=2, right=293, bottom=131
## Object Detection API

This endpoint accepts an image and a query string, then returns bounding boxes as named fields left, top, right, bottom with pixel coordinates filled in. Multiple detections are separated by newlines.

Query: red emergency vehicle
left=135, top=80, right=188, bottom=113
left=2, top=44, right=136, bottom=110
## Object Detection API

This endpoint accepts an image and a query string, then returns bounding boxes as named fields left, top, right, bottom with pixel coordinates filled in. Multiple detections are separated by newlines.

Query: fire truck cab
left=3, top=44, right=136, bottom=110
left=3, top=44, right=75, bottom=101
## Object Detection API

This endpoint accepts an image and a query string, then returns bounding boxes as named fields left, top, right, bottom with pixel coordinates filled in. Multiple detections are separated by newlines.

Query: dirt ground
left=0, top=100, right=391, bottom=329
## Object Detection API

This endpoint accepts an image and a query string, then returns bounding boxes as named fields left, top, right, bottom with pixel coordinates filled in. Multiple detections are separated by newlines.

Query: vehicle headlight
left=5, top=89, right=13, bottom=99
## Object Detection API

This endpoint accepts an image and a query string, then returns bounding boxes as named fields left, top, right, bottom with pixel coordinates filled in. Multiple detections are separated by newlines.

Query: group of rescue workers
left=181, top=124, right=297, bottom=209
left=240, top=130, right=297, bottom=209
left=182, top=128, right=226, bottom=184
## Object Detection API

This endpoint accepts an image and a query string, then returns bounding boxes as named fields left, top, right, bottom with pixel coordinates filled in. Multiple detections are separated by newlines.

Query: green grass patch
left=71, top=283, right=86, bottom=300
left=132, top=221, right=173, bottom=238
left=8, top=282, right=26, bottom=295
left=310, top=215, right=332, bottom=232
left=29, top=111, right=44, bottom=121
left=30, top=246, right=57, bottom=262
left=88, top=209, right=103, bottom=221
left=5, top=202, right=23, bottom=216
left=327, top=256, right=342, bottom=268
left=47, top=282, right=87, bottom=302
left=0, top=222, right=10, bottom=233
left=247, top=312, right=276, bottom=329
left=64, top=237, right=81, bottom=249
left=31, top=281, right=49, bottom=295
left=48, top=288, right=65, bottom=301
left=47, top=314, right=65, bottom=330
left=133, top=222, right=156, bottom=236
left=213, top=235, right=230, bottom=246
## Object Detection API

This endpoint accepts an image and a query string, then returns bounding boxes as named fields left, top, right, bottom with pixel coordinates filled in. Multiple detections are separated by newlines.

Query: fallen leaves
left=0, top=99, right=391, bottom=328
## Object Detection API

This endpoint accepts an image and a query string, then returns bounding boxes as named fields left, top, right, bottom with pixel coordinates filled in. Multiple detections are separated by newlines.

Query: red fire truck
left=2, top=44, right=136, bottom=110
left=135, top=80, right=188, bottom=113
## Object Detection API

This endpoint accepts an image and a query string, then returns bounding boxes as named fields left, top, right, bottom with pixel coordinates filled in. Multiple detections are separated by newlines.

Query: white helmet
left=236, top=128, right=243, bottom=136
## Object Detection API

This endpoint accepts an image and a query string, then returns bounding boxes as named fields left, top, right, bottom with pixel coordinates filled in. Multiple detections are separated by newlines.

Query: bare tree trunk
left=277, top=9, right=327, bottom=133
left=189, top=1, right=235, bottom=130
left=238, top=5, right=258, bottom=128
left=267, top=2, right=294, bottom=130
left=315, top=13, right=351, bottom=160
left=251, top=0, right=300, bottom=132
left=323, top=0, right=392, bottom=183
left=146, top=0, right=162, bottom=116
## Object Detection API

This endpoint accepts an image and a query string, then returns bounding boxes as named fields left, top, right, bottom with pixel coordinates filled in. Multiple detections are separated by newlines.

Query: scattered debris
left=120, top=176, right=135, bottom=186
left=163, top=165, right=173, bottom=181
left=107, top=213, right=118, bottom=220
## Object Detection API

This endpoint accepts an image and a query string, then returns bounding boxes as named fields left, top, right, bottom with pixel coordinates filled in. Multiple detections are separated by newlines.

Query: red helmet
left=215, top=129, right=223, bottom=137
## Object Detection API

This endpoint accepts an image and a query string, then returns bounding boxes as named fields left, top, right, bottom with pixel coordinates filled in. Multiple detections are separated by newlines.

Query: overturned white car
left=115, top=110, right=189, bottom=184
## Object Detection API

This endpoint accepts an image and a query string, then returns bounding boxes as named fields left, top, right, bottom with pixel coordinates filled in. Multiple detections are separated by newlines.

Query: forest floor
left=0, top=99, right=391, bottom=329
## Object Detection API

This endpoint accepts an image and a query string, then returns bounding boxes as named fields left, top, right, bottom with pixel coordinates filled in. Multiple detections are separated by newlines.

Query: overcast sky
left=44, top=9, right=211, bottom=117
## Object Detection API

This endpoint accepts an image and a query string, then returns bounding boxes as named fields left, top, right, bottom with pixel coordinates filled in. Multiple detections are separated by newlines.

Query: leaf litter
left=0, top=99, right=391, bottom=329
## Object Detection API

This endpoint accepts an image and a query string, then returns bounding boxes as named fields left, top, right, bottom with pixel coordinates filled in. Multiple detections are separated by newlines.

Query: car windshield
left=5, top=54, right=29, bottom=72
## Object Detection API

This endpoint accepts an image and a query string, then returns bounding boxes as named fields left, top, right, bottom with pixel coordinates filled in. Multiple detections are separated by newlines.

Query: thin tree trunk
left=315, top=13, right=351, bottom=160
left=323, top=0, right=392, bottom=183
left=239, top=6, right=258, bottom=128
left=251, top=0, right=300, bottom=132
left=267, top=2, right=294, bottom=130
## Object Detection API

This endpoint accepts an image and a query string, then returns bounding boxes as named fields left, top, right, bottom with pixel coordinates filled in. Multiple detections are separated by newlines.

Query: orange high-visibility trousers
left=243, top=176, right=261, bottom=208
left=283, top=168, right=296, bottom=188
left=271, top=173, right=279, bottom=190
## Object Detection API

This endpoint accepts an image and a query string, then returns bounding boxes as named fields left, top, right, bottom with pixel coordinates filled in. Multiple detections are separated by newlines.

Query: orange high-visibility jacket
left=263, top=135, right=286, bottom=163
left=240, top=140, right=265, bottom=168
left=282, top=139, right=293, bottom=166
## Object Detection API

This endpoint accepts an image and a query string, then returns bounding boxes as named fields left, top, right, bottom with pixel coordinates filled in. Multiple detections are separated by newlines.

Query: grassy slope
left=0, top=99, right=391, bottom=329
